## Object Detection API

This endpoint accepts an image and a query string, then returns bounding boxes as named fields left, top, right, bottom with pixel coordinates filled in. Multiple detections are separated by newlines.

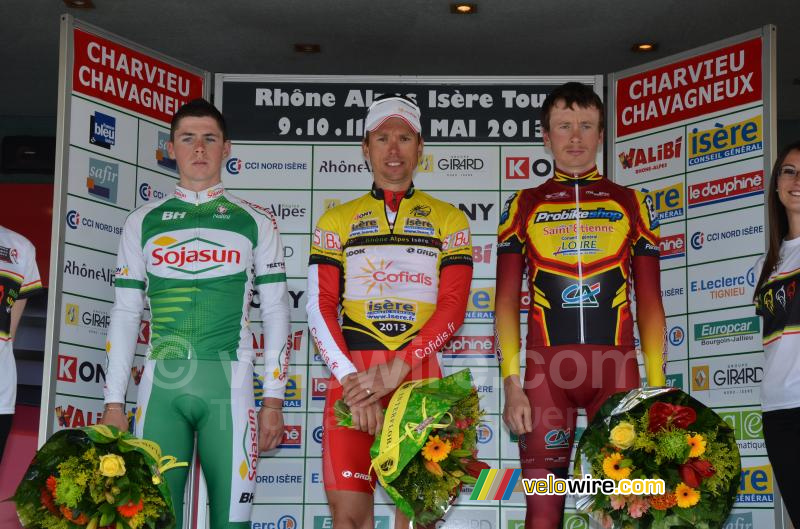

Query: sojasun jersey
left=104, top=183, right=291, bottom=404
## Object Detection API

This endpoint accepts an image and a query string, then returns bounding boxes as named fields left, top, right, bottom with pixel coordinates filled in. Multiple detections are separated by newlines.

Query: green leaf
left=99, top=510, right=115, bottom=526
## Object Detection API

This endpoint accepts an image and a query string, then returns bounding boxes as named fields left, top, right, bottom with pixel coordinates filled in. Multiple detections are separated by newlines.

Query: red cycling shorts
left=322, top=350, right=441, bottom=493
left=518, top=344, right=640, bottom=469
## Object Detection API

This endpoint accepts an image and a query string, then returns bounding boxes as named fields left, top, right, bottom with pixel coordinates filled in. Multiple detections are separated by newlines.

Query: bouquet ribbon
left=86, top=425, right=188, bottom=482
left=648, top=402, right=697, bottom=432
left=371, top=378, right=452, bottom=486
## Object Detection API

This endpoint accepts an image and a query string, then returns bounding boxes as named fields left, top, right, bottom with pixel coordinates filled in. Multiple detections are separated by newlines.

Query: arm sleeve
left=401, top=208, right=473, bottom=369
left=631, top=190, right=665, bottom=386
left=495, top=191, right=526, bottom=379
left=104, top=213, right=147, bottom=404
left=254, top=213, right=291, bottom=401
left=753, top=255, right=765, bottom=316
left=18, top=238, right=42, bottom=299
left=306, top=212, right=357, bottom=382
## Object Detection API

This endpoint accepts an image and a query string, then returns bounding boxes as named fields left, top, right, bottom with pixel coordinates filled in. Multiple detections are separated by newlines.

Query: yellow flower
left=602, top=452, right=632, bottom=481
left=421, top=435, right=452, bottom=463
left=686, top=433, right=706, bottom=458
left=424, top=459, right=444, bottom=477
left=609, top=421, right=636, bottom=449
left=675, top=482, right=700, bottom=508
left=98, top=454, right=126, bottom=477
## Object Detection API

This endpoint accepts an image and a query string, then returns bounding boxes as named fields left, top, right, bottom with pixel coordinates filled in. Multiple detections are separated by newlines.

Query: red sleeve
left=400, top=264, right=473, bottom=372
left=495, top=252, right=525, bottom=378
left=632, top=255, right=666, bottom=385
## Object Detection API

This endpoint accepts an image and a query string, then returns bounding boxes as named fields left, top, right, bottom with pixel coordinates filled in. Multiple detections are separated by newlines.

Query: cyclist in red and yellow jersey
left=307, top=95, right=473, bottom=529
left=495, top=82, right=667, bottom=529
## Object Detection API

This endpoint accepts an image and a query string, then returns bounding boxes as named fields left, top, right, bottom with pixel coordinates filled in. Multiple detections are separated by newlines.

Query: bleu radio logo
left=89, top=111, right=116, bottom=149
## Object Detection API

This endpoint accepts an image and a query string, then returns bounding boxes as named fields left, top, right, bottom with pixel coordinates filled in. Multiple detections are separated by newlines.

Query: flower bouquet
left=13, top=424, right=186, bottom=529
left=575, top=387, right=740, bottom=529
left=336, top=368, right=489, bottom=527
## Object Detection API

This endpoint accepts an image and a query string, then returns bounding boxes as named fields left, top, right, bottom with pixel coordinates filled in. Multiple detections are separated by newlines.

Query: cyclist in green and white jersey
left=101, top=99, right=290, bottom=529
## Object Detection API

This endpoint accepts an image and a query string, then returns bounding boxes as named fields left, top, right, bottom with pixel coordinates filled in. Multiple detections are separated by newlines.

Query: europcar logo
left=283, top=375, right=302, bottom=408
left=688, top=115, right=762, bottom=167
left=150, top=236, right=241, bottom=273
left=90, top=111, right=116, bottom=149
left=86, top=158, right=119, bottom=203
left=642, top=182, right=684, bottom=221
left=66, top=210, right=80, bottom=229
left=226, top=157, right=242, bottom=175
left=665, top=373, right=684, bottom=390
left=313, top=515, right=389, bottom=529
left=737, top=465, right=773, bottom=503
left=155, top=131, right=177, bottom=171
left=693, top=317, right=760, bottom=345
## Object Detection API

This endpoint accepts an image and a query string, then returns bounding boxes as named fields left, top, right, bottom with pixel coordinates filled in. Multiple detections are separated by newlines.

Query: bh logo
left=691, top=232, right=705, bottom=250
left=476, top=423, right=492, bottom=444
left=669, top=326, right=685, bottom=346
left=226, top=158, right=242, bottom=175
left=66, top=210, right=80, bottom=229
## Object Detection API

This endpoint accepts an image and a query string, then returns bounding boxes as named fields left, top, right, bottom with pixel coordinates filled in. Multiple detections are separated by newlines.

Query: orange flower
left=117, top=498, right=144, bottom=518
left=675, top=482, right=700, bottom=508
left=39, top=488, right=59, bottom=515
left=45, top=475, right=58, bottom=494
left=452, top=433, right=465, bottom=450
left=649, top=492, right=678, bottom=510
left=424, top=459, right=444, bottom=477
left=421, top=435, right=452, bottom=463
left=686, top=433, right=707, bottom=458
left=60, top=505, right=89, bottom=525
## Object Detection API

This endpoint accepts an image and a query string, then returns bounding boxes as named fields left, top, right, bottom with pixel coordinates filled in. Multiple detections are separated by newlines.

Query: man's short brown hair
left=541, top=82, right=604, bottom=132
left=170, top=98, right=228, bottom=141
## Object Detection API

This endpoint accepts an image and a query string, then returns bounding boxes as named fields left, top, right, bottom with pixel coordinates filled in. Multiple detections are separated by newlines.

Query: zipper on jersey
left=574, top=179, right=585, bottom=344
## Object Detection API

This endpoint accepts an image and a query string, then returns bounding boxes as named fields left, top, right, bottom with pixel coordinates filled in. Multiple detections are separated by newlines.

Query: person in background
left=494, top=82, right=667, bottom=528
left=306, top=94, right=473, bottom=529
left=0, top=225, right=42, bottom=461
left=753, top=140, right=800, bottom=528
left=100, top=99, right=291, bottom=529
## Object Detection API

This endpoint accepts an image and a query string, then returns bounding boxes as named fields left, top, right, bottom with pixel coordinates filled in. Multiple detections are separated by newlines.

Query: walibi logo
left=89, top=111, right=116, bottom=149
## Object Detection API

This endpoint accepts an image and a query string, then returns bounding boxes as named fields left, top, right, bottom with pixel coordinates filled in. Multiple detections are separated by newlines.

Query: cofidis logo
left=688, top=115, right=762, bottom=167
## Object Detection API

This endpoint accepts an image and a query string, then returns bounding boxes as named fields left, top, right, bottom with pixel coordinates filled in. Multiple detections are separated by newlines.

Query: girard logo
left=150, top=235, right=241, bottom=274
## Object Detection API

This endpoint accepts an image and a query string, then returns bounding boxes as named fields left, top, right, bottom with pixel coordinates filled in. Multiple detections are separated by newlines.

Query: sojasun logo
left=150, top=236, right=241, bottom=274
left=693, top=317, right=760, bottom=345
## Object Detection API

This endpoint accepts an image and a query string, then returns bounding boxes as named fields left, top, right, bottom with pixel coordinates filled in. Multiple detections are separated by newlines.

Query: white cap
left=364, top=96, right=421, bottom=135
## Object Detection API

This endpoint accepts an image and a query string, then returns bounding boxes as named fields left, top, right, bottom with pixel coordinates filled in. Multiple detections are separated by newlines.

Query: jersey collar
left=370, top=183, right=415, bottom=201
left=553, top=165, right=603, bottom=186
left=173, top=183, right=225, bottom=204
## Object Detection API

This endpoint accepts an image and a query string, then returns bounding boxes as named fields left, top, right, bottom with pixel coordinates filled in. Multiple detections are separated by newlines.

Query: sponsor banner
left=500, top=146, right=555, bottom=191
left=62, top=245, right=117, bottom=301
left=689, top=306, right=762, bottom=358
left=426, top=191, right=500, bottom=236
left=615, top=128, right=685, bottom=185
left=721, top=508, right=773, bottom=528
left=638, top=175, right=685, bottom=224
left=664, top=316, right=689, bottom=361
left=312, top=145, right=373, bottom=189
left=441, top=324, right=495, bottom=359
left=52, top=394, right=104, bottom=432
left=136, top=121, right=178, bottom=176
left=250, top=324, right=306, bottom=366
left=307, top=365, right=331, bottom=412
left=717, top=406, right=766, bottom=456
left=70, top=96, right=139, bottom=163
left=413, top=146, right=499, bottom=190
left=225, top=144, right=313, bottom=188
left=222, top=81, right=567, bottom=143
left=66, top=147, right=136, bottom=210
left=660, top=268, right=687, bottom=317
left=465, top=235, right=496, bottom=279
left=223, top=189, right=311, bottom=234
left=270, top=415, right=305, bottom=456
left=686, top=108, right=763, bottom=170
left=736, top=458, right=774, bottom=508
left=616, top=37, right=762, bottom=137
left=658, top=222, right=687, bottom=269
left=687, top=256, right=756, bottom=313
left=135, top=168, right=176, bottom=207
left=253, top=458, right=306, bottom=503
left=277, top=234, right=309, bottom=278
left=305, top=412, right=323, bottom=458
left=303, top=457, right=326, bottom=504
left=72, top=28, right=203, bottom=124
left=686, top=207, right=764, bottom=265
left=689, top=353, right=763, bottom=407
left=54, top=344, right=107, bottom=398
left=64, top=196, right=127, bottom=254
left=686, top=157, right=765, bottom=217
left=664, top=360, right=688, bottom=391
left=249, top=506, right=302, bottom=529
left=59, top=294, right=111, bottom=350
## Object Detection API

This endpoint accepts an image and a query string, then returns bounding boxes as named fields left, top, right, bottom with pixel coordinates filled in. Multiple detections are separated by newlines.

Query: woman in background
left=753, top=140, right=800, bottom=527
